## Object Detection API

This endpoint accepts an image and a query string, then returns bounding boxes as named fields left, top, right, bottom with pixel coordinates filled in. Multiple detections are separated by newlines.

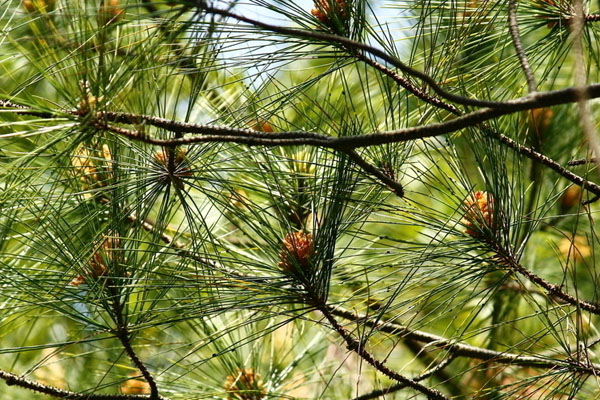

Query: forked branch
left=311, top=299, right=449, bottom=399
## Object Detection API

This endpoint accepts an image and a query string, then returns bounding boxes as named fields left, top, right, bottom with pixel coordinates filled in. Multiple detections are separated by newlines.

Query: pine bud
left=528, top=107, right=554, bottom=136
left=311, top=0, right=348, bottom=24
left=559, top=185, right=582, bottom=210
left=278, top=231, right=315, bottom=272
left=461, top=191, right=495, bottom=237
left=99, top=0, right=124, bottom=25
left=71, top=144, right=112, bottom=189
left=120, top=373, right=151, bottom=395
left=77, top=94, right=104, bottom=115
left=22, top=0, right=56, bottom=13
left=71, top=236, right=120, bottom=286
left=224, top=368, right=266, bottom=400
left=250, top=119, right=274, bottom=133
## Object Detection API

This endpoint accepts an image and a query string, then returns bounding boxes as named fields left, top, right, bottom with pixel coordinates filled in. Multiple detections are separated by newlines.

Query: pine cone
left=278, top=231, right=314, bottom=272
left=224, top=368, right=266, bottom=400
left=461, top=191, right=494, bottom=237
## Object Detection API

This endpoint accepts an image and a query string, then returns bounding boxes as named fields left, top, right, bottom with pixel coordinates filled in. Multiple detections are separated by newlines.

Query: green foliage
left=1, top=0, right=600, bottom=399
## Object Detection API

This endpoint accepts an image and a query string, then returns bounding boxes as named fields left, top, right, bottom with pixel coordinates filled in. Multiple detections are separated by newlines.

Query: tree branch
left=492, top=130, right=600, bottom=197
left=493, top=248, right=600, bottom=316
left=585, top=13, right=600, bottom=23
left=108, top=284, right=160, bottom=399
left=103, top=217, right=600, bottom=380
left=508, top=0, right=537, bottom=93
left=346, top=149, right=404, bottom=197
left=312, top=301, right=449, bottom=399
left=0, top=369, right=167, bottom=400
left=94, top=88, right=600, bottom=199
left=99, top=122, right=404, bottom=197
left=4, top=89, right=600, bottom=200
left=93, top=84, right=600, bottom=150
left=195, top=4, right=513, bottom=109
left=350, top=52, right=460, bottom=114
left=351, top=355, right=456, bottom=400
left=115, top=328, right=159, bottom=400
left=329, top=307, right=600, bottom=374
left=568, top=157, right=597, bottom=166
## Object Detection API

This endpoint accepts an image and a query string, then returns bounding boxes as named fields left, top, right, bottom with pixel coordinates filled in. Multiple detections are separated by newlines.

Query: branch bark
left=508, top=0, right=537, bottom=93
left=312, top=300, right=449, bottom=399
left=351, top=356, right=456, bottom=400
left=0, top=369, right=168, bottom=400
left=329, top=307, right=600, bottom=374
left=196, top=4, right=514, bottom=109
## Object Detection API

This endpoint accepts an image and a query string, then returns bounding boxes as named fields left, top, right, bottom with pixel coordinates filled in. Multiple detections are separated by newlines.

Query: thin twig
left=329, top=307, right=600, bottom=374
left=0, top=369, right=168, bottom=399
left=493, top=131, right=600, bottom=197
left=313, top=301, right=449, bottom=399
left=92, top=83, right=600, bottom=149
left=495, top=249, right=600, bottom=316
left=351, top=52, right=460, bottom=114
left=572, top=0, right=600, bottom=174
left=4, top=93, right=600, bottom=200
left=115, top=328, right=160, bottom=400
left=347, top=149, right=404, bottom=196
left=351, top=356, right=457, bottom=400
left=114, top=217, right=600, bottom=378
left=586, top=13, right=600, bottom=22
left=94, top=93, right=600, bottom=199
left=196, top=4, right=512, bottom=109
left=99, top=122, right=404, bottom=197
left=0, top=99, right=56, bottom=118
left=568, top=157, right=597, bottom=166
left=508, top=0, right=537, bottom=93
left=108, top=285, right=160, bottom=399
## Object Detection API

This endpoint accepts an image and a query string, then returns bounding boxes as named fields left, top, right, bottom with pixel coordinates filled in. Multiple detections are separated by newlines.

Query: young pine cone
left=71, top=144, right=112, bottom=189
left=461, top=191, right=495, bottom=237
left=71, top=236, right=120, bottom=286
left=311, top=0, right=348, bottom=23
left=99, top=0, right=125, bottom=25
left=278, top=231, right=315, bottom=273
left=120, top=373, right=151, bottom=395
left=224, top=368, right=266, bottom=400
left=22, top=0, right=56, bottom=13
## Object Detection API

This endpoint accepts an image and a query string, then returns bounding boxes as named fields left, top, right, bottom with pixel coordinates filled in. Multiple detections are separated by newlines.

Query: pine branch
left=0, top=369, right=168, bottom=400
left=311, top=300, right=449, bottom=400
left=346, top=149, right=404, bottom=196
left=104, top=220, right=600, bottom=378
left=88, top=83, right=600, bottom=150
left=350, top=51, right=460, bottom=114
left=492, top=130, right=600, bottom=197
left=195, top=4, right=513, bottom=109
left=98, top=122, right=404, bottom=197
left=329, top=307, right=600, bottom=374
left=568, top=157, right=597, bottom=166
left=107, top=283, right=160, bottom=399
left=351, top=355, right=457, bottom=400
left=115, top=327, right=160, bottom=400
left=492, top=248, right=600, bottom=316
left=5, top=91, right=600, bottom=199
left=508, top=0, right=537, bottom=93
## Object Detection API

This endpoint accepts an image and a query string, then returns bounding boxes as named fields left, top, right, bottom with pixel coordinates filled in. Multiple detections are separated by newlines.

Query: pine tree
left=1, top=0, right=600, bottom=399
